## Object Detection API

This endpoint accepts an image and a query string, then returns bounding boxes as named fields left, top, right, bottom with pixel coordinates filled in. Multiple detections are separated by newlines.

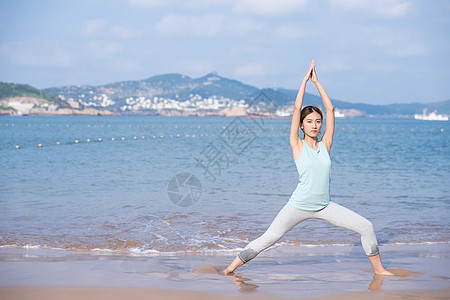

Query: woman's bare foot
left=368, top=254, right=394, bottom=276
left=375, top=269, right=394, bottom=276
left=220, top=268, right=233, bottom=276
left=221, top=256, right=244, bottom=276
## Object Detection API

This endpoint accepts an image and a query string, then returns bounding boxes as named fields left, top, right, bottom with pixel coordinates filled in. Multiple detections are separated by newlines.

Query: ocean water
left=0, top=116, right=448, bottom=256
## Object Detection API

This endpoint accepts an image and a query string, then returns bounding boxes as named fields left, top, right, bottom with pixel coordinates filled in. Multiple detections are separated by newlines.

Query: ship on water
left=414, top=108, right=449, bottom=121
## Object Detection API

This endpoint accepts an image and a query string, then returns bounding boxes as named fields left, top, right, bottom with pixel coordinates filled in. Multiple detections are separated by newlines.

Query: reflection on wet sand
left=369, top=269, right=419, bottom=291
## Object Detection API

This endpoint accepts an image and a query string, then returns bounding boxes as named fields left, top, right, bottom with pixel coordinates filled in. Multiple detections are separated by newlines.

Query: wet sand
left=0, top=244, right=449, bottom=299
left=1, top=286, right=449, bottom=300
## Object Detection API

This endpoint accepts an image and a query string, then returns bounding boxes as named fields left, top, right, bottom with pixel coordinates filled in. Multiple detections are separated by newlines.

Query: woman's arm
left=290, top=61, right=314, bottom=159
left=311, top=64, right=334, bottom=153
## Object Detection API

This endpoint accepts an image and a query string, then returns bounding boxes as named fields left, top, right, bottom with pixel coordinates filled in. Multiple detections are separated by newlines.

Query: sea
left=0, top=115, right=449, bottom=257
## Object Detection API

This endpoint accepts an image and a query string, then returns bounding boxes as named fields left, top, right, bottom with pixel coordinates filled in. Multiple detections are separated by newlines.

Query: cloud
left=128, top=0, right=168, bottom=8
left=366, top=27, right=427, bottom=57
left=86, top=40, right=124, bottom=59
left=109, top=58, right=141, bottom=72
left=234, top=61, right=267, bottom=77
left=228, top=45, right=261, bottom=56
left=275, top=23, right=319, bottom=41
left=234, top=0, right=308, bottom=16
left=330, top=0, right=412, bottom=17
left=0, top=40, right=73, bottom=67
left=176, top=58, right=217, bottom=76
left=129, top=0, right=230, bottom=9
left=80, top=19, right=142, bottom=40
left=319, top=58, right=352, bottom=73
left=79, top=19, right=108, bottom=37
left=154, top=13, right=224, bottom=37
left=154, top=13, right=263, bottom=37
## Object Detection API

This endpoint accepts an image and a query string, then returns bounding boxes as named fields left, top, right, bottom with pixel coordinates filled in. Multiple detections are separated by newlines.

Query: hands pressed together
left=303, top=60, right=319, bottom=84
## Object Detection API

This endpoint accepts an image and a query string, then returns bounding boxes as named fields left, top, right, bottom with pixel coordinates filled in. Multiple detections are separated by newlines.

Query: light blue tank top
left=288, top=140, right=331, bottom=211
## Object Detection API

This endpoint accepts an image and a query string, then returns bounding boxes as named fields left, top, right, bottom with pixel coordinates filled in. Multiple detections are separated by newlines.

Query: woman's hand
left=311, top=62, right=319, bottom=84
left=303, top=60, right=315, bottom=82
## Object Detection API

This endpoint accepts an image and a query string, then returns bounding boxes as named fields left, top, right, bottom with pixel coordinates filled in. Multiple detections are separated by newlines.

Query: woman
left=222, top=61, right=393, bottom=276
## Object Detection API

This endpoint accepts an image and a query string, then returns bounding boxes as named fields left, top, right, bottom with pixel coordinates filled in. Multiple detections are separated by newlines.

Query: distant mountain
left=275, top=87, right=450, bottom=116
left=44, top=73, right=261, bottom=108
left=0, top=82, right=113, bottom=116
left=1, top=73, right=448, bottom=117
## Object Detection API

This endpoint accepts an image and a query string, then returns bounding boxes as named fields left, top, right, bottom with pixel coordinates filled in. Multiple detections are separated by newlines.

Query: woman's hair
left=300, top=105, right=323, bottom=123
left=300, top=105, right=323, bottom=134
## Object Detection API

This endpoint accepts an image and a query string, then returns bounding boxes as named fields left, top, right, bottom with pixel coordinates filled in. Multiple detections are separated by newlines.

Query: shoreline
left=1, top=244, right=448, bottom=299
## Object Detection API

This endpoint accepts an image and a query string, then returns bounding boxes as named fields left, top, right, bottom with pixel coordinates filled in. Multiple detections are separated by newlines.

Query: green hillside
left=0, top=82, right=70, bottom=108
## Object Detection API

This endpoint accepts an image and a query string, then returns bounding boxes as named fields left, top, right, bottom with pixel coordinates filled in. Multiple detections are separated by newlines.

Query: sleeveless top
left=288, top=140, right=331, bottom=211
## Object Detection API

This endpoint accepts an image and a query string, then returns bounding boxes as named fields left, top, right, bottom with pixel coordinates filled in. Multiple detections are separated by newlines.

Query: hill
left=0, top=82, right=113, bottom=116
left=1, top=74, right=448, bottom=117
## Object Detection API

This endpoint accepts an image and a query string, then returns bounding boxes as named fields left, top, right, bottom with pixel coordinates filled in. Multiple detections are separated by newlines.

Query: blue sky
left=0, top=0, right=449, bottom=104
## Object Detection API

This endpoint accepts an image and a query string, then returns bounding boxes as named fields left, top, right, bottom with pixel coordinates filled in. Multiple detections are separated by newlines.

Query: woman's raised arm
left=311, top=64, right=334, bottom=153
left=290, top=61, right=314, bottom=152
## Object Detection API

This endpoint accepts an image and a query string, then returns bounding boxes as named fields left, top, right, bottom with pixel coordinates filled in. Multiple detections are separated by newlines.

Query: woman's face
left=301, top=111, right=322, bottom=138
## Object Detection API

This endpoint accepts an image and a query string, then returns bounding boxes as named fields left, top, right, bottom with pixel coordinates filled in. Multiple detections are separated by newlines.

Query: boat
left=414, top=108, right=449, bottom=121
left=334, top=109, right=346, bottom=118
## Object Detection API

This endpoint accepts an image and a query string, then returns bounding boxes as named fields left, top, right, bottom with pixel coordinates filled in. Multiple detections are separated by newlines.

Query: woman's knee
left=237, top=230, right=283, bottom=263
left=361, top=219, right=375, bottom=235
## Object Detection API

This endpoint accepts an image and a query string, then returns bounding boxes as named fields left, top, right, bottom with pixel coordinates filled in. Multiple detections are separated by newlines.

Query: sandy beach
left=1, top=243, right=449, bottom=299
left=1, top=286, right=449, bottom=300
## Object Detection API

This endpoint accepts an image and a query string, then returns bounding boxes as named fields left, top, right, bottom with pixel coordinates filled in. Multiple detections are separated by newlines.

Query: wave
left=1, top=240, right=449, bottom=257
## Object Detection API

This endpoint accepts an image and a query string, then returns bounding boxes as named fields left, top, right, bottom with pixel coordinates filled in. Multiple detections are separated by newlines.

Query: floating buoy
left=98, top=138, right=102, bottom=142
left=160, top=135, right=164, bottom=139
left=153, top=136, right=156, bottom=139
left=441, top=128, right=444, bottom=132
left=56, top=142, right=61, bottom=145
left=75, top=140, right=79, bottom=144
left=176, top=134, right=180, bottom=138
left=121, top=137, right=125, bottom=141
left=11, top=124, right=14, bottom=127
left=87, top=139, right=91, bottom=143
left=133, top=136, right=137, bottom=140
left=186, top=134, right=190, bottom=137
left=15, top=145, right=20, bottom=149
left=192, top=134, right=196, bottom=138
left=170, top=135, right=173, bottom=138
left=142, top=136, right=146, bottom=139
left=38, top=144, right=42, bottom=148
left=111, top=138, right=115, bottom=141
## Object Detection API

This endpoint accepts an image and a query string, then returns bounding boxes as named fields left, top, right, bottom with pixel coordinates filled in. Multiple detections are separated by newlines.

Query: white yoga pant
left=238, top=202, right=379, bottom=263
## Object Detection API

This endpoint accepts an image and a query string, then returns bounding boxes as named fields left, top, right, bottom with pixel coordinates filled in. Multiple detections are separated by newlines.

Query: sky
left=0, top=0, right=449, bottom=104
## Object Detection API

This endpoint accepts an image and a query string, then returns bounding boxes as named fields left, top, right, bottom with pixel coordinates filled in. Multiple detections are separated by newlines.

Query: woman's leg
left=315, top=202, right=393, bottom=275
left=222, top=203, right=311, bottom=274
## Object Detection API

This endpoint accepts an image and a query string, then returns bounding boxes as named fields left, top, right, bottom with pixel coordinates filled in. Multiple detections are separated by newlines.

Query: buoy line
left=7, top=125, right=320, bottom=150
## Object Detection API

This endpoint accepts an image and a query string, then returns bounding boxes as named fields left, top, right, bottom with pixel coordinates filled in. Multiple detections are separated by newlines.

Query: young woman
left=222, top=61, right=393, bottom=276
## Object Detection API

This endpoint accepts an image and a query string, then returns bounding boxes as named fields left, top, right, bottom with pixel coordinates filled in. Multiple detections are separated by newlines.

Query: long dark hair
left=300, top=105, right=323, bottom=135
